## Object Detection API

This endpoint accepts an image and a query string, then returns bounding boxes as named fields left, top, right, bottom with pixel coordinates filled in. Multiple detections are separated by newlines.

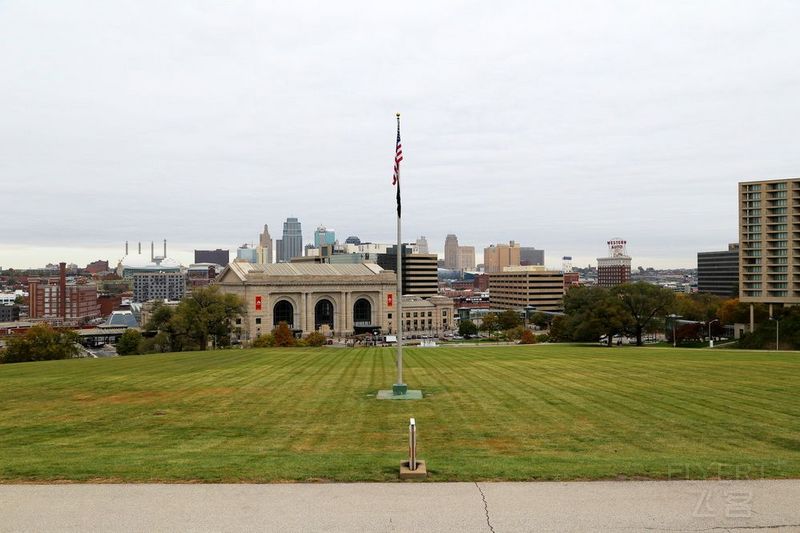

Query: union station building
left=216, top=261, right=456, bottom=342
left=216, top=261, right=398, bottom=341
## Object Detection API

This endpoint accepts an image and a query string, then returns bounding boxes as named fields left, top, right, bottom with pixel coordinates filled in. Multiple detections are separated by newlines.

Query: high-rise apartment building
left=444, top=234, right=460, bottom=269
left=458, top=246, right=476, bottom=271
left=258, top=225, right=273, bottom=264
left=520, top=247, right=545, bottom=266
left=133, top=272, right=187, bottom=303
left=697, top=243, right=739, bottom=297
left=483, top=241, right=521, bottom=273
left=597, top=239, right=632, bottom=288
left=277, top=217, right=303, bottom=262
left=739, top=178, right=800, bottom=309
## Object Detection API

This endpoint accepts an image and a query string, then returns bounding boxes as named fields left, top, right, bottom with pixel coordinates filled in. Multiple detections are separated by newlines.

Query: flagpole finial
left=396, top=112, right=401, bottom=118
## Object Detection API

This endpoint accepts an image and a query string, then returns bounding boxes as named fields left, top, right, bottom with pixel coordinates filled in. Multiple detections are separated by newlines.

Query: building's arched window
left=353, top=298, right=372, bottom=326
left=315, top=298, right=334, bottom=330
left=273, top=300, right=294, bottom=327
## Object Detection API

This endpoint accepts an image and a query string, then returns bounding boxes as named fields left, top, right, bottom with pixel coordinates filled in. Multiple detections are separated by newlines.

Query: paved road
left=1, top=480, right=799, bottom=532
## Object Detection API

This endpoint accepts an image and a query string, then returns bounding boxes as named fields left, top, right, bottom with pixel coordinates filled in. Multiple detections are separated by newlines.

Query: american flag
left=392, top=119, right=403, bottom=185
left=393, top=114, right=402, bottom=217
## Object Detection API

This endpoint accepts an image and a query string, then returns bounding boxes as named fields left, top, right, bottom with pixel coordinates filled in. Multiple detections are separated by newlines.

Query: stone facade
left=398, top=295, right=456, bottom=337
left=215, top=262, right=397, bottom=341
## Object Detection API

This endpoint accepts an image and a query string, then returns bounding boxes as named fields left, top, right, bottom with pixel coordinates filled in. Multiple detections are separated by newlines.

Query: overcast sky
left=1, top=1, right=799, bottom=270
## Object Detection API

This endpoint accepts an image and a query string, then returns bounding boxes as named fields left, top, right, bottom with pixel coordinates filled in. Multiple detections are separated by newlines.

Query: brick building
left=28, top=263, right=100, bottom=324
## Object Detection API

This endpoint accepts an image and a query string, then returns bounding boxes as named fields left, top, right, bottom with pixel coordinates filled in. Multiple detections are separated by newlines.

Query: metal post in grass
left=708, top=319, right=719, bottom=348
left=668, top=314, right=681, bottom=347
left=399, top=417, right=426, bottom=479
left=770, top=316, right=780, bottom=350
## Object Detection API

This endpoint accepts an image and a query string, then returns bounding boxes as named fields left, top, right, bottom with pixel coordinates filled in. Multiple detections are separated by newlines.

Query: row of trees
left=0, top=324, right=80, bottom=363
left=551, top=282, right=677, bottom=346
left=550, top=282, right=783, bottom=347
left=117, top=286, right=244, bottom=355
left=458, top=310, right=549, bottom=343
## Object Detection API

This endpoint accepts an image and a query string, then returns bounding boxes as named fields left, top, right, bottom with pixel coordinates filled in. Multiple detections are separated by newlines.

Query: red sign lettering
left=255, top=295, right=262, bottom=311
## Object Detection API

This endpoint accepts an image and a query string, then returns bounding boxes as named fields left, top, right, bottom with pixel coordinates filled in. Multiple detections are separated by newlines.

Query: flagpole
left=394, top=112, right=406, bottom=395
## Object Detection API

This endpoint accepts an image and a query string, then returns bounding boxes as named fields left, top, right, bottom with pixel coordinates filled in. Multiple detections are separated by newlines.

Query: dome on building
left=119, top=255, right=152, bottom=269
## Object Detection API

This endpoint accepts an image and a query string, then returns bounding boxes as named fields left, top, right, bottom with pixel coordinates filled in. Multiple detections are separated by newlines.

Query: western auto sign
left=255, top=295, right=262, bottom=311
left=387, top=293, right=393, bottom=307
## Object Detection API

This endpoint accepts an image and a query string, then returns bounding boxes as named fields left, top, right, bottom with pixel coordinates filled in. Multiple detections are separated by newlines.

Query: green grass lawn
left=0, top=344, right=798, bottom=482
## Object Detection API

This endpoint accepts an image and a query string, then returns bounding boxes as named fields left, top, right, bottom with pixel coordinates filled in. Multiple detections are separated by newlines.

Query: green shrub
left=304, top=331, right=326, bottom=347
left=252, top=334, right=275, bottom=348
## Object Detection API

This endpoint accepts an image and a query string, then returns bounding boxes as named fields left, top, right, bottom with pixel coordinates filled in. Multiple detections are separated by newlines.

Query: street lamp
left=667, top=314, right=681, bottom=348
left=708, top=319, right=720, bottom=348
left=769, top=316, right=781, bottom=351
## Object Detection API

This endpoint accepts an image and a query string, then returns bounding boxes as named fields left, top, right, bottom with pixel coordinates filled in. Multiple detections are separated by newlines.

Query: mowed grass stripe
left=0, top=344, right=798, bottom=481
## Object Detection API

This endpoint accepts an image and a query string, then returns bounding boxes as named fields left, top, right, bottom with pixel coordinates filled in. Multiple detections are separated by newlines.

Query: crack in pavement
left=474, top=481, right=496, bottom=533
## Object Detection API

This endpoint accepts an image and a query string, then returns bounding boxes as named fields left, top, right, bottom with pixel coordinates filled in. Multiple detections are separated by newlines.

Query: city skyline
left=2, top=3, right=798, bottom=269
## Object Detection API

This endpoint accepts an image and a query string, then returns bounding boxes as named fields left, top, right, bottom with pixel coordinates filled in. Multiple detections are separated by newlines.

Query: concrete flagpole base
left=399, top=460, right=427, bottom=480
left=377, top=388, right=423, bottom=400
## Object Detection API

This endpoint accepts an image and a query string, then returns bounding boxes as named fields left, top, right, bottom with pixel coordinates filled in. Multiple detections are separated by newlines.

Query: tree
left=718, top=299, right=768, bottom=325
left=675, top=293, right=722, bottom=322
left=116, top=329, right=142, bottom=356
left=519, top=330, right=536, bottom=344
left=171, top=286, right=245, bottom=350
left=530, top=312, right=550, bottom=329
left=458, top=319, right=478, bottom=338
left=497, top=309, right=522, bottom=330
left=612, top=282, right=676, bottom=346
left=272, top=322, right=296, bottom=347
left=559, top=285, right=631, bottom=346
left=144, top=302, right=184, bottom=352
left=480, top=313, right=499, bottom=334
left=1, top=324, right=80, bottom=364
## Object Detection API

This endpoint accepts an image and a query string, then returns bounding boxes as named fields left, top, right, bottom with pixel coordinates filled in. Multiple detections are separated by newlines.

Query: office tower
left=489, top=266, right=565, bottom=312
left=520, top=247, right=545, bottom=266
left=314, top=226, right=336, bottom=247
left=377, top=245, right=439, bottom=298
left=483, top=241, right=521, bottom=273
left=236, top=244, right=259, bottom=263
left=444, top=234, right=459, bottom=269
left=258, top=225, right=273, bottom=264
left=277, top=217, right=303, bottom=262
left=697, top=243, right=739, bottom=297
left=416, top=236, right=429, bottom=255
left=458, top=246, right=476, bottom=271
left=194, top=249, right=230, bottom=267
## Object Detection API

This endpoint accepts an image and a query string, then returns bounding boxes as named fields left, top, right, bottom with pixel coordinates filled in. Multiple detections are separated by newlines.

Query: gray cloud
left=1, top=1, right=799, bottom=269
